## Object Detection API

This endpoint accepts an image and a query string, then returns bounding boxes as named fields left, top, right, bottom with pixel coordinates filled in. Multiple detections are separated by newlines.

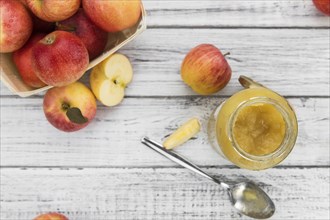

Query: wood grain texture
left=144, top=0, right=330, bottom=28
left=1, top=1, right=329, bottom=219
left=1, top=97, right=328, bottom=167
left=1, top=28, right=329, bottom=97
left=1, top=167, right=329, bottom=220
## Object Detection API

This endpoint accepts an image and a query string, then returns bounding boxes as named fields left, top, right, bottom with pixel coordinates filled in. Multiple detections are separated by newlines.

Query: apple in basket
left=0, top=0, right=32, bottom=53
left=13, top=33, right=47, bottom=88
left=32, top=30, right=89, bottom=87
left=56, top=9, right=108, bottom=60
left=82, top=0, right=142, bottom=32
left=26, top=0, right=80, bottom=22
left=30, top=13, right=55, bottom=33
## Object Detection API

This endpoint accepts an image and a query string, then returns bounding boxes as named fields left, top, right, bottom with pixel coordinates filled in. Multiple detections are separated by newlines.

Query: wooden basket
left=0, top=4, right=147, bottom=97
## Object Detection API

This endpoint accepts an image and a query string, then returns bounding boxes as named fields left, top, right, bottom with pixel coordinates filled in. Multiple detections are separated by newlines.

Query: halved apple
left=90, top=54, right=133, bottom=106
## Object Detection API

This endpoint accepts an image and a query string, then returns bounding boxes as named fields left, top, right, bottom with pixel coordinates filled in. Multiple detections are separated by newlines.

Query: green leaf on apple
left=66, top=107, right=88, bottom=124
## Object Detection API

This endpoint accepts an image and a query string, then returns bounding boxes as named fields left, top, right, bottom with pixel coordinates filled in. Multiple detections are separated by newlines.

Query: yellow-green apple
left=313, top=0, right=330, bottom=16
left=0, top=0, right=33, bottom=53
left=32, top=30, right=89, bottom=87
left=13, top=33, right=47, bottom=88
left=90, top=53, right=133, bottom=106
left=181, top=44, right=232, bottom=95
left=34, top=212, right=68, bottom=220
left=56, top=9, right=108, bottom=60
left=82, top=0, right=141, bottom=32
left=43, top=82, right=97, bottom=132
left=26, top=0, right=80, bottom=22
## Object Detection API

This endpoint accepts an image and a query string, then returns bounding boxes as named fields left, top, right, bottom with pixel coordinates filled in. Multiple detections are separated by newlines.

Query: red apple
left=82, top=0, right=142, bottom=32
left=43, top=82, right=97, bottom=132
left=34, top=212, right=68, bottom=220
left=32, top=30, right=89, bottom=87
left=181, top=44, right=232, bottom=95
left=313, top=0, right=330, bottom=16
left=19, top=0, right=27, bottom=7
left=26, top=0, right=80, bottom=22
left=0, top=0, right=33, bottom=53
left=13, top=33, right=47, bottom=88
left=56, top=9, right=108, bottom=60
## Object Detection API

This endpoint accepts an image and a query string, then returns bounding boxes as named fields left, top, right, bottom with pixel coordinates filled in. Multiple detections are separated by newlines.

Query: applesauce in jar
left=208, top=76, right=298, bottom=170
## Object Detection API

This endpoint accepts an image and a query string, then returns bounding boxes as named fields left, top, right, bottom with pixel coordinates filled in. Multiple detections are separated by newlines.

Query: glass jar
left=208, top=76, right=298, bottom=170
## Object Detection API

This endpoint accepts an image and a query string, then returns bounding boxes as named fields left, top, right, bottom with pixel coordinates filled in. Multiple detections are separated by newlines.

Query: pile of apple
left=0, top=0, right=141, bottom=132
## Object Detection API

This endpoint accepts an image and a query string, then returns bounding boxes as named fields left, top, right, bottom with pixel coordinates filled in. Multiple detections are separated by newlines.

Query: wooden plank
left=1, top=167, right=329, bottom=220
left=1, top=28, right=329, bottom=97
left=144, top=0, right=330, bottom=28
left=1, top=97, right=328, bottom=167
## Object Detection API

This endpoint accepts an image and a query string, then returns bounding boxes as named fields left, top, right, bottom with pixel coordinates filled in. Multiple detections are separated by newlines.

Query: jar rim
left=227, top=97, right=294, bottom=162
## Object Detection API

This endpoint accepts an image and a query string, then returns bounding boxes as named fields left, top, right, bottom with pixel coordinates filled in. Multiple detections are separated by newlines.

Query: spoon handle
left=141, top=136, right=228, bottom=189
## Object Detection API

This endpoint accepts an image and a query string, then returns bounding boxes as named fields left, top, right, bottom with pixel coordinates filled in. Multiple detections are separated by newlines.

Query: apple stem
left=224, top=52, right=230, bottom=57
left=62, top=103, right=70, bottom=111
left=56, top=23, right=76, bottom=32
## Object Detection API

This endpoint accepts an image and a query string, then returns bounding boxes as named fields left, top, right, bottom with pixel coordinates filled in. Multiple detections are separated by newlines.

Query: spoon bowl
left=230, top=182, right=275, bottom=219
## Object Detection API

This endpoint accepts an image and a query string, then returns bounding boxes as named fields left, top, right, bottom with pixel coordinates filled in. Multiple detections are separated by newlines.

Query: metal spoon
left=141, top=136, right=275, bottom=219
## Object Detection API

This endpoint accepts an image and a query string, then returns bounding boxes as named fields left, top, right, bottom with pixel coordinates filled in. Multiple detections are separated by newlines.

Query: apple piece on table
left=90, top=54, right=133, bottom=107
left=163, top=118, right=201, bottom=150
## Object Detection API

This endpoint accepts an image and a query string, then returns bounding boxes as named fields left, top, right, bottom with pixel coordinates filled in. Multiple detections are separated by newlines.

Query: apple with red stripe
left=313, top=0, right=330, bottom=16
left=0, top=0, right=32, bottom=53
left=34, top=212, right=68, bottom=220
left=82, top=0, right=142, bottom=33
left=56, top=9, right=108, bottom=60
left=181, top=44, right=232, bottom=95
left=32, top=30, right=89, bottom=87
left=43, top=82, right=97, bottom=132
left=26, top=0, right=80, bottom=22
left=13, top=33, right=47, bottom=88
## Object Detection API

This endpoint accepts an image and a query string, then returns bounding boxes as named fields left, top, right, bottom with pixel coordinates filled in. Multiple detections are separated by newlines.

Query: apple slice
left=163, top=118, right=201, bottom=150
left=90, top=54, right=133, bottom=106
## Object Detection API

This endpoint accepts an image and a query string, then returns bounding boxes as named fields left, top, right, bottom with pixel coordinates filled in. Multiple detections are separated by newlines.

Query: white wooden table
left=1, top=1, right=330, bottom=219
